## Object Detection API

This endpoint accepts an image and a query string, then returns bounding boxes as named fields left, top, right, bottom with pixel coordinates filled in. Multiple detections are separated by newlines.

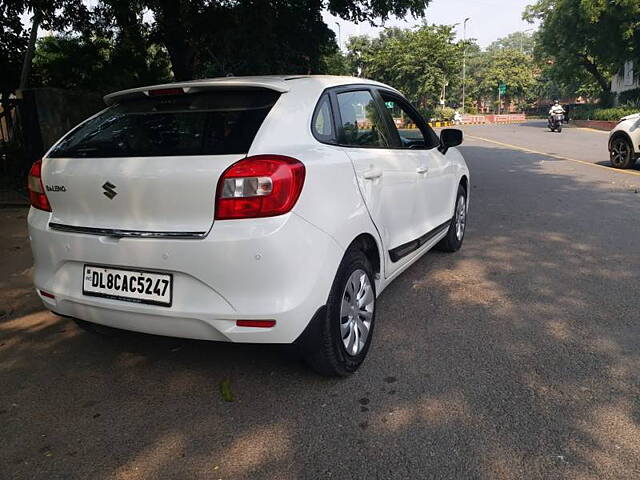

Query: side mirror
left=439, top=128, right=463, bottom=153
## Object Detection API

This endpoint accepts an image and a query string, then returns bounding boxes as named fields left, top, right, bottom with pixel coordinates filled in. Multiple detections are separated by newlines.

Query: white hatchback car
left=28, top=75, right=470, bottom=376
left=609, top=112, right=640, bottom=169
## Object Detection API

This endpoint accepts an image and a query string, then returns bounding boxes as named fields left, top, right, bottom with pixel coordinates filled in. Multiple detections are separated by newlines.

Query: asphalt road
left=2, top=120, right=640, bottom=479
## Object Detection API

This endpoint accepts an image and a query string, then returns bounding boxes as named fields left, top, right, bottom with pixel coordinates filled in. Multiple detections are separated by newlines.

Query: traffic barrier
left=428, top=121, right=454, bottom=128
left=461, top=115, right=487, bottom=125
left=402, top=115, right=527, bottom=128
left=463, top=114, right=526, bottom=124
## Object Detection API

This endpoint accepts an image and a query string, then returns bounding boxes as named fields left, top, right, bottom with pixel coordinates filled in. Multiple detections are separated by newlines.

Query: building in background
left=611, top=61, right=639, bottom=105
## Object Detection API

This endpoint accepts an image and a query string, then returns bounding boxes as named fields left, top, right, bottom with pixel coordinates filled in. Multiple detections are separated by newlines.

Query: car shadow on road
left=2, top=146, right=640, bottom=479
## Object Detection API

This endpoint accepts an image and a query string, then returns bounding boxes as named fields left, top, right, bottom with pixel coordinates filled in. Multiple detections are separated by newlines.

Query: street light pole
left=520, top=28, right=534, bottom=53
left=335, top=22, right=342, bottom=51
left=462, top=17, right=470, bottom=115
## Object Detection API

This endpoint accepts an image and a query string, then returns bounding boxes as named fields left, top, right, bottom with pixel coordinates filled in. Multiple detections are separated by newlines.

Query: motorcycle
left=548, top=113, right=564, bottom=133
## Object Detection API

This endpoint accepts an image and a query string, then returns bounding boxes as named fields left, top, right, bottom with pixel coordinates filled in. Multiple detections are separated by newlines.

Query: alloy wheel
left=339, top=269, right=374, bottom=356
left=455, top=195, right=467, bottom=241
left=611, top=139, right=631, bottom=167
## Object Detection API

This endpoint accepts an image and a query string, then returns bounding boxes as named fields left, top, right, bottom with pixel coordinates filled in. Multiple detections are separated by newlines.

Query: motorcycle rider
left=548, top=100, right=565, bottom=130
left=549, top=100, right=565, bottom=119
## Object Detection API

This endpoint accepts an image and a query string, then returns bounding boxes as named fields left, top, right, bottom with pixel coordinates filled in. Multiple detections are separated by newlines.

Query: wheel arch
left=609, top=130, right=634, bottom=152
left=459, top=174, right=469, bottom=194
left=345, top=233, right=381, bottom=279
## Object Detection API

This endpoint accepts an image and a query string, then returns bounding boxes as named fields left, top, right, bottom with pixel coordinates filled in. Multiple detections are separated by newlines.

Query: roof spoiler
left=103, top=79, right=290, bottom=106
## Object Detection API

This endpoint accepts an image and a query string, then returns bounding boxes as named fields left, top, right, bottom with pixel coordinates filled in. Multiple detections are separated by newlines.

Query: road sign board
left=499, top=84, right=507, bottom=94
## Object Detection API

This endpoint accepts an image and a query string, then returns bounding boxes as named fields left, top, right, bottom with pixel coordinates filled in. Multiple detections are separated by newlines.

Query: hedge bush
left=619, top=88, right=640, bottom=107
left=571, top=105, right=638, bottom=121
left=435, top=107, right=456, bottom=121
left=593, top=108, right=638, bottom=121
left=422, top=106, right=456, bottom=122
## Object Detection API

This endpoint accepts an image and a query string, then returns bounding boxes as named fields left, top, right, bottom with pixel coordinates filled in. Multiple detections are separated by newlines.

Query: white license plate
left=83, top=265, right=173, bottom=307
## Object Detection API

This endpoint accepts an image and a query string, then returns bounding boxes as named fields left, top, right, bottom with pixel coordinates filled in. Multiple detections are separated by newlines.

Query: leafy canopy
left=524, top=0, right=640, bottom=99
left=7, top=0, right=434, bottom=95
left=0, top=0, right=90, bottom=96
left=346, top=25, right=463, bottom=112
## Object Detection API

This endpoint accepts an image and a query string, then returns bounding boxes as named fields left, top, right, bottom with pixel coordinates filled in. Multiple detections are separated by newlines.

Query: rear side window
left=336, top=90, right=390, bottom=147
left=312, top=94, right=336, bottom=143
left=49, top=90, right=280, bottom=158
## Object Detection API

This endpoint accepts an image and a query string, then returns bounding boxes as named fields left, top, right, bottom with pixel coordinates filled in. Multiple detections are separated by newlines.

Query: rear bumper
left=28, top=209, right=343, bottom=343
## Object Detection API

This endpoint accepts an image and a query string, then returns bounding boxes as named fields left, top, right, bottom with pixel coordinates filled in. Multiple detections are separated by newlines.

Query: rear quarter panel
left=248, top=81, right=385, bottom=279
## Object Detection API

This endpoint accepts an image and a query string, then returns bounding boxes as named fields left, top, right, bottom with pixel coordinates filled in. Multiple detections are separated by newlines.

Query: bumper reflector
left=236, top=320, right=276, bottom=328
left=40, top=290, right=55, bottom=299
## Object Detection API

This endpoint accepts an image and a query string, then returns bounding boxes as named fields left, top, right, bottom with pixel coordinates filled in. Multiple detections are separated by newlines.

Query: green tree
left=524, top=0, right=640, bottom=101
left=321, top=48, right=350, bottom=76
left=10, top=0, right=434, bottom=95
left=31, top=34, right=172, bottom=94
left=0, top=1, right=27, bottom=101
left=452, top=32, right=541, bottom=113
left=0, top=0, right=89, bottom=101
left=345, top=35, right=374, bottom=77
left=468, top=48, right=538, bottom=110
left=486, top=31, right=535, bottom=56
left=346, top=25, right=463, bottom=112
left=116, top=0, right=433, bottom=80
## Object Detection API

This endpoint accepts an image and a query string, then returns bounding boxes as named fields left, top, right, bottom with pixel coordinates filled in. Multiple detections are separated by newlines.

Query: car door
left=332, top=87, right=421, bottom=277
left=377, top=90, right=456, bottom=242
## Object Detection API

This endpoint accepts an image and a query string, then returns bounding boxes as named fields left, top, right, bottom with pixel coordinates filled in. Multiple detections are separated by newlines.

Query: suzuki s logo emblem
left=102, top=181, right=117, bottom=199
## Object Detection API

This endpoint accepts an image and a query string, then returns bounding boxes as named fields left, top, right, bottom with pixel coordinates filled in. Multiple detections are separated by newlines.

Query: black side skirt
left=388, top=218, right=452, bottom=263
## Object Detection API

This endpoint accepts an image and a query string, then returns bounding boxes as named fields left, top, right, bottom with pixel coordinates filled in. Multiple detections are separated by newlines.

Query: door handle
left=416, top=166, right=429, bottom=174
left=363, top=168, right=383, bottom=180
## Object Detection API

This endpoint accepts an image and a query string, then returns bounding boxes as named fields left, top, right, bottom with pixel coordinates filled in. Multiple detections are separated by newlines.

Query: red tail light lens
left=27, top=159, right=51, bottom=212
left=215, top=155, right=305, bottom=219
left=236, top=320, right=276, bottom=328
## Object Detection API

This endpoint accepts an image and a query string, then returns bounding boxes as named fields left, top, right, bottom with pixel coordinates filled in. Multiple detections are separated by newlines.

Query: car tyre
left=299, top=248, right=376, bottom=377
left=436, top=184, right=467, bottom=252
left=610, top=136, right=636, bottom=169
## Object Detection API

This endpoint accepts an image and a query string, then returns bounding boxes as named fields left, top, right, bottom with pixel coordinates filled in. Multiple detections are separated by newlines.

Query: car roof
left=103, top=75, right=399, bottom=105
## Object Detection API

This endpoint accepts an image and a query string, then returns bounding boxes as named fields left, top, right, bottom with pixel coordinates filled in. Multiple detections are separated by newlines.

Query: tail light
left=215, top=155, right=305, bottom=219
left=147, top=87, right=185, bottom=96
left=27, top=159, right=51, bottom=212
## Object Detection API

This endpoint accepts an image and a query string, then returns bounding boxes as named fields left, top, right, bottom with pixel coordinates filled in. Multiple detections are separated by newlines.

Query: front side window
left=49, top=90, right=280, bottom=158
left=336, top=90, right=390, bottom=147
left=380, top=93, right=439, bottom=149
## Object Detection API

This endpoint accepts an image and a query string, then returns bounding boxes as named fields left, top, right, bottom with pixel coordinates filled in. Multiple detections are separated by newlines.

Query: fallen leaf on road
left=220, top=378, right=234, bottom=402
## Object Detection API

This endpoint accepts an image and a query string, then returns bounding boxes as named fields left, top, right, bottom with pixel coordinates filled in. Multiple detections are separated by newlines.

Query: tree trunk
left=165, top=43, right=196, bottom=81
left=580, top=55, right=610, bottom=95
left=154, top=0, right=196, bottom=81
left=19, top=9, right=41, bottom=90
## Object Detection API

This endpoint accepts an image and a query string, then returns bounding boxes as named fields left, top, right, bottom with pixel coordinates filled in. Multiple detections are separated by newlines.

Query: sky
left=323, top=0, right=538, bottom=49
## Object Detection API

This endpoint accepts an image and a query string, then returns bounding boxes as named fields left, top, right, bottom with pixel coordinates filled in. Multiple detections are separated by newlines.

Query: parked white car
left=27, top=75, right=470, bottom=376
left=609, top=112, right=640, bottom=168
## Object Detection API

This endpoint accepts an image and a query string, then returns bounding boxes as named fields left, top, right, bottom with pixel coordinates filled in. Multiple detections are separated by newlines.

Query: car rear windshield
left=49, top=89, right=280, bottom=158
